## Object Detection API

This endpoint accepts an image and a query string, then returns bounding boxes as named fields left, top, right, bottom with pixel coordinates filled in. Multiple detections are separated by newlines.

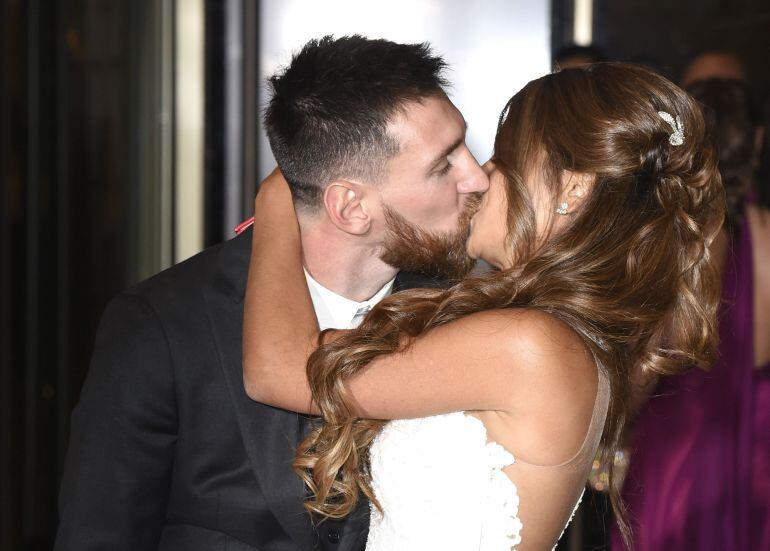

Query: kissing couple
left=57, top=35, right=724, bottom=551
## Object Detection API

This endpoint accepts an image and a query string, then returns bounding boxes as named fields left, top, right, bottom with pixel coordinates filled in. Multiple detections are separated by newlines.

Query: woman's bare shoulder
left=466, top=309, right=600, bottom=464
left=458, top=308, right=597, bottom=395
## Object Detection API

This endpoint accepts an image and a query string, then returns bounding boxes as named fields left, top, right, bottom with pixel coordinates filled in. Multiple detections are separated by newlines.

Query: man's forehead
left=390, top=95, right=463, bottom=125
left=387, top=96, right=466, bottom=153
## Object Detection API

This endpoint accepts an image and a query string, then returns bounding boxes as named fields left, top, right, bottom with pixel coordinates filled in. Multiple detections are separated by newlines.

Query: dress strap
left=516, top=366, right=610, bottom=469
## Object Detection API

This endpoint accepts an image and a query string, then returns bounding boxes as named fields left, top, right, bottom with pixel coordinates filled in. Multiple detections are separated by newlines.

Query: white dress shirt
left=303, top=268, right=395, bottom=330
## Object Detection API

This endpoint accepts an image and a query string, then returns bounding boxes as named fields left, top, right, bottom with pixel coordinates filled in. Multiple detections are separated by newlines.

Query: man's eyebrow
left=428, top=120, right=468, bottom=171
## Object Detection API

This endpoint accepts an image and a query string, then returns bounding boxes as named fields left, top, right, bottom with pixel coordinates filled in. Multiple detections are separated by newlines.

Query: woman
left=243, top=63, right=724, bottom=549
left=612, top=77, right=770, bottom=550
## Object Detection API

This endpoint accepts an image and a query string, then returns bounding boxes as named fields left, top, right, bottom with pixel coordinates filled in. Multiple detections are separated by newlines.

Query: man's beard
left=379, top=194, right=482, bottom=281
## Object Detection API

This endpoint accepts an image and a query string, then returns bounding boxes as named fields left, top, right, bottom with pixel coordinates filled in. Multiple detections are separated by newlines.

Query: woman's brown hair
left=293, top=63, right=725, bottom=546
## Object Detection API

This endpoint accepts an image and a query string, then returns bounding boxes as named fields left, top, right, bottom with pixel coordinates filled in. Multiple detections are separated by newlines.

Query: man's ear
left=561, top=170, right=594, bottom=209
left=323, top=181, right=371, bottom=235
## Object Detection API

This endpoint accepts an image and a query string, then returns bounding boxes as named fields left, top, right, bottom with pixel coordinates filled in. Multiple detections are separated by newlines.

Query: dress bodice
left=365, top=369, right=610, bottom=551
left=366, top=412, right=523, bottom=550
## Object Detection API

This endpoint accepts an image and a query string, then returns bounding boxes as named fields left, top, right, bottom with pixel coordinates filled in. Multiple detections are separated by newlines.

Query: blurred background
left=2, top=0, right=769, bottom=549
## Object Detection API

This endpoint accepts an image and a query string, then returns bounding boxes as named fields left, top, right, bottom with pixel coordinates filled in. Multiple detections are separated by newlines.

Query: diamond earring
left=555, top=202, right=569, bottom=215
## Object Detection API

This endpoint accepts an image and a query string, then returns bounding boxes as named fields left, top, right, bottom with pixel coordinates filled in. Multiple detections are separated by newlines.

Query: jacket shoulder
left=123, top=233, right=248, bottom=308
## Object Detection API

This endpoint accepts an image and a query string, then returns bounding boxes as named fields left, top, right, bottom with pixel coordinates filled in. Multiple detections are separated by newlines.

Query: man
left=55, top=35, right=487, bottom=551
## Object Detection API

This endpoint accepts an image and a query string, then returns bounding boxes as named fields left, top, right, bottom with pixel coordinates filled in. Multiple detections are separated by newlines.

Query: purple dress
left=612, top=216, right=770, bottom=550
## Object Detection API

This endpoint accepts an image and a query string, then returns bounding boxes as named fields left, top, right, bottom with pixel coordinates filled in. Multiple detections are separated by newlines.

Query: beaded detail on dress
left=365, top=412, right=523, bottom=550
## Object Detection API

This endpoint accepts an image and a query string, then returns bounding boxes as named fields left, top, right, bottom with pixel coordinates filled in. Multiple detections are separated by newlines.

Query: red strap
left=234, top=217, right=255, bottom=235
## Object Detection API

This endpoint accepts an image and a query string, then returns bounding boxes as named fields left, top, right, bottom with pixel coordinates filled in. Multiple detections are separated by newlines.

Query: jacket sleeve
left=55, top=292, right=178, bottom=551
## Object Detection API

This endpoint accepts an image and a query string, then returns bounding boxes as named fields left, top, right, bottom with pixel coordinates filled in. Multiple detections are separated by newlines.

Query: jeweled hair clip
left=658, top=111, right=685, bottom=146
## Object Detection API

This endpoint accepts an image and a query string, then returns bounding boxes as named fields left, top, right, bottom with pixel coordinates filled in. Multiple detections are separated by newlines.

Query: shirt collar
left=304, top=269, right=396, bottom=330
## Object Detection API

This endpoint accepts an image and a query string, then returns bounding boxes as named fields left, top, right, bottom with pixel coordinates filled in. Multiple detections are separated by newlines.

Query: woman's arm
left=242, top=169, right=320, bottom=412
left=243, top=172, right=596, bottom=419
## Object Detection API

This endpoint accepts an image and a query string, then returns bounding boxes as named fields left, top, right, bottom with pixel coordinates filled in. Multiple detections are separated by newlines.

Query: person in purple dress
left=613, top=77, right=770, bottom=550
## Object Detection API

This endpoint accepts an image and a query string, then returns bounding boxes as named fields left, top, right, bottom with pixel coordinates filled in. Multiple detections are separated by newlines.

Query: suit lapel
left=203, top=230, right=316, bottom=550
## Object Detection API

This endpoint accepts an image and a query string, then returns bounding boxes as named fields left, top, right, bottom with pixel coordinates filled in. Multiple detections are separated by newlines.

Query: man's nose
left=458, top=160, right=490, bottom=194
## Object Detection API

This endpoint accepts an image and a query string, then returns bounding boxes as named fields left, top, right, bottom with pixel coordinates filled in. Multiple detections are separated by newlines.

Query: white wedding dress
left=365, top=369, right=610, bottom=551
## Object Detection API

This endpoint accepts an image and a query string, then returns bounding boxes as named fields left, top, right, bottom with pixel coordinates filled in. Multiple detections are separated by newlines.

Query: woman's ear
left=560, top=170, right=594, bottom=210
left=323, top=181, right=371, bottom=235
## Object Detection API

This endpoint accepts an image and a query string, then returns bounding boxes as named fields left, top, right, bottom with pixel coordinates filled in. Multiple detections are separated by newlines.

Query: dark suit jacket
left=55, top=229, right=439, bottom=551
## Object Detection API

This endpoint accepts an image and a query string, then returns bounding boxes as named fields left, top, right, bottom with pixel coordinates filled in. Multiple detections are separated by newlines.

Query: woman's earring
left=555, top=202, right=569, bottom=215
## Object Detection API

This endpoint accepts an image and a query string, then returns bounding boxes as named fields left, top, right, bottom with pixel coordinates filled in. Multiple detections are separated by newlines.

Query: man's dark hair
left=264, top=35, right=449, bottom=211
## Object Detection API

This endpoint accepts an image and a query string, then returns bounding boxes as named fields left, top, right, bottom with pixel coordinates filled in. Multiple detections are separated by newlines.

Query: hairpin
left=658, top=111, right=685, bottom=146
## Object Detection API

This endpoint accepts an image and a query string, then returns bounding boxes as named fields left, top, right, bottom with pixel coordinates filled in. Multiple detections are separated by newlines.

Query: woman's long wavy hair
left=293, top=63, right=725, bottom=546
